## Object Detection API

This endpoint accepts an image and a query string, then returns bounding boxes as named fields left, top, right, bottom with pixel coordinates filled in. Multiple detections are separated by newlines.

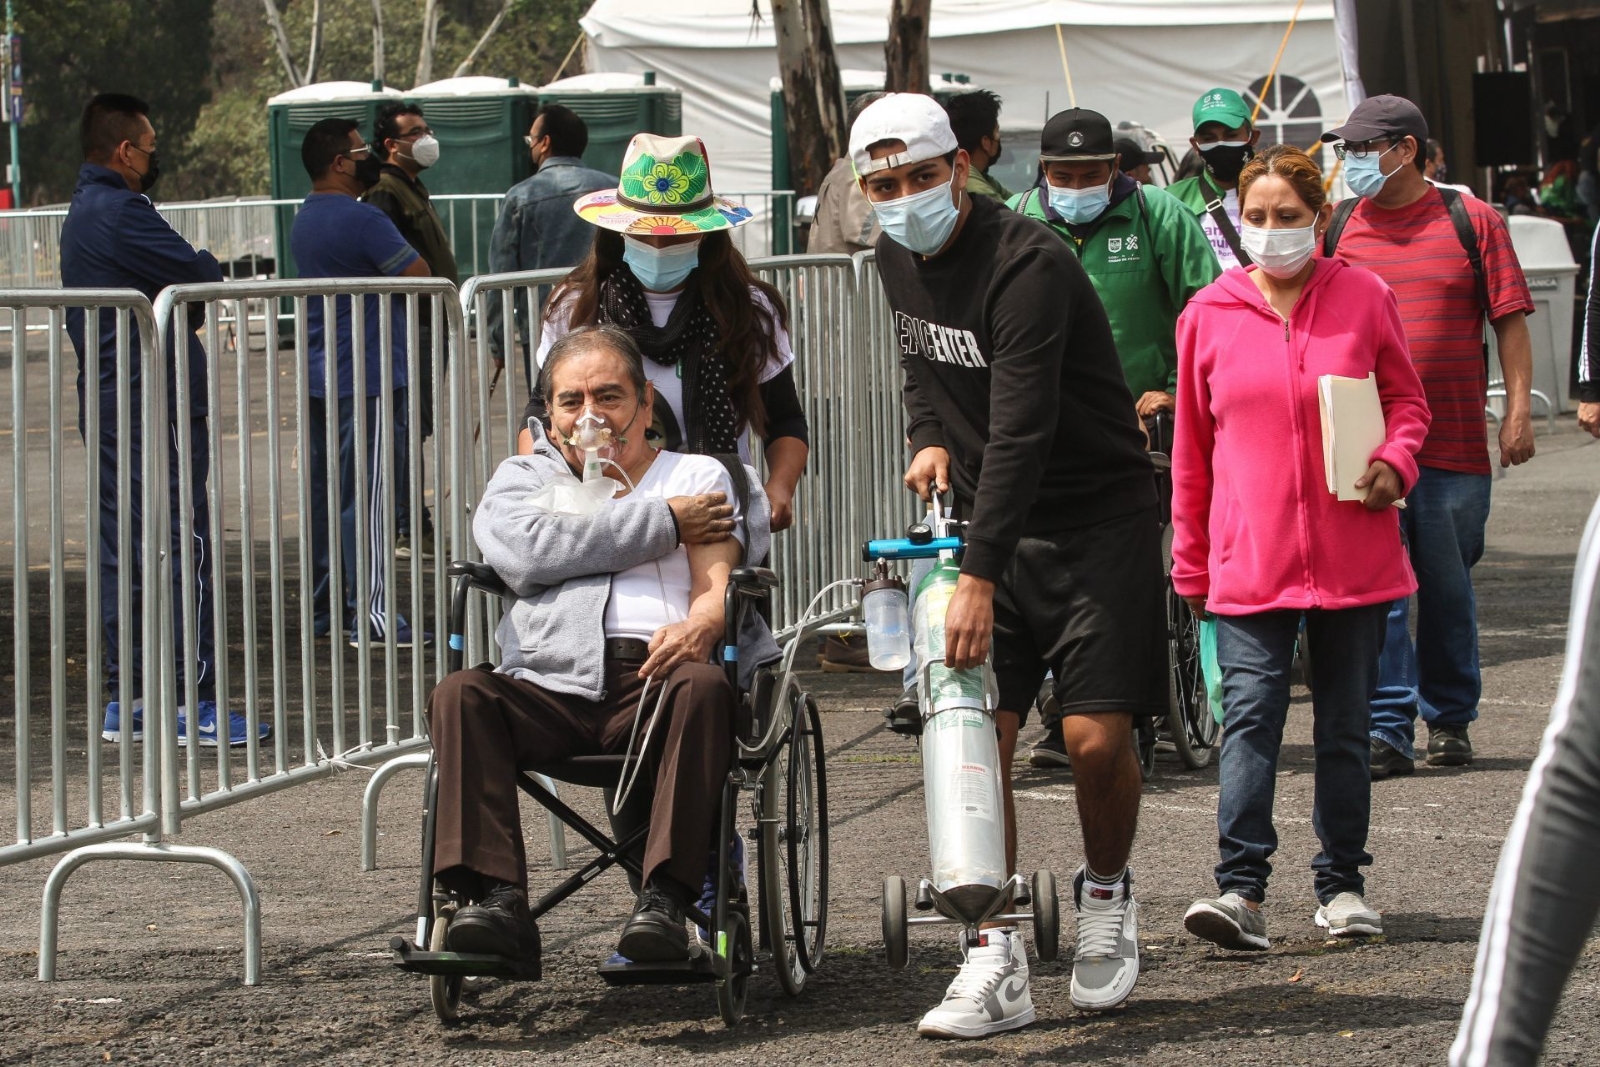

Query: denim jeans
left=1369, top=466, right=1492, bottom=758
left=1214, top=604, right=1387, bottom=904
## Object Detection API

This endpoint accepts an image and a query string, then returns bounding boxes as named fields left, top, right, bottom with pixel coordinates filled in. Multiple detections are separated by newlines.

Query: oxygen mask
left=565, top=407, right=618, bottom=483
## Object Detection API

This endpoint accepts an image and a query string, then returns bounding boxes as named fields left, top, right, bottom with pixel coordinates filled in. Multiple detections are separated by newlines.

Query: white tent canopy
left=582, top=0, right=1346, bottom=194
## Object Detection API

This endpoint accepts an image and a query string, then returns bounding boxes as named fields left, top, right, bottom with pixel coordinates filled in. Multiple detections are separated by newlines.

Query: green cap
left=1192, top=87, right=1252, bottom=132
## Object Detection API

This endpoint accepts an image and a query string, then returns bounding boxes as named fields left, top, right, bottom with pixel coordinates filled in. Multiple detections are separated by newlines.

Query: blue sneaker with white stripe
left=101, top=699, right=144, bottom=742
left=177, top=701, right=271, bottom=748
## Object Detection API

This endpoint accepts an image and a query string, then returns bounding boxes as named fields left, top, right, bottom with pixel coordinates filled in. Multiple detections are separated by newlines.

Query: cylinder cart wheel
left=882, top=875, right=909, bottom=970
left=787, top=694, right=829, bottom=974
left=1031, top=869, right=1060, bottom=963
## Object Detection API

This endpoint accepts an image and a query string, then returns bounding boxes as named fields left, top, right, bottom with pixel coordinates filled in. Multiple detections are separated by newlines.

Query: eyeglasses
left=1332, top=139, right=1393, bottom=161
left=343, top=144, right=373, bottom=159
left=395, top=127, right=433, bottom=139
left=523, top=135, right=539, bottom=148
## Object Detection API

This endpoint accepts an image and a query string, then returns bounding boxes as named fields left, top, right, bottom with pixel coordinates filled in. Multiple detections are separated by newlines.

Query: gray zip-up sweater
left=474, top=421, right=779, bottom=699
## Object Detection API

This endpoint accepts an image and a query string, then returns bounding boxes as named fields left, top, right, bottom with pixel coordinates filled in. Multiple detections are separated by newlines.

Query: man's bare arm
left=638, top=537, right=742, bottom=678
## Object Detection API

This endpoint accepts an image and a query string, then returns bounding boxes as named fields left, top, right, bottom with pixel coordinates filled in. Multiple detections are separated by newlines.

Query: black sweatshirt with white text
left=875, top=194, right=1155, bottom=582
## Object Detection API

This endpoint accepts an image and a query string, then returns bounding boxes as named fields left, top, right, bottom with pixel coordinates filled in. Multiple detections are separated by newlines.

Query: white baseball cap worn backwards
left=848, top=93, right=960, bottom=175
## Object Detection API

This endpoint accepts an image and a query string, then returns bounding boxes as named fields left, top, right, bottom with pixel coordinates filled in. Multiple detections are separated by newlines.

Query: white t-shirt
left=602, top=451, right=747, bottom=642
left=1197, top=187, right=1244, bottom=271
left=537, top=286, right=794, bottom=464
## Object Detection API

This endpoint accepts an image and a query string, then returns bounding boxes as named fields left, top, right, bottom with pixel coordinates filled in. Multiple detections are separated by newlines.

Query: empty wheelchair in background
left=390, top=559, right=829, bottom=1028
left=1148, top=412, right=1219, bottom=772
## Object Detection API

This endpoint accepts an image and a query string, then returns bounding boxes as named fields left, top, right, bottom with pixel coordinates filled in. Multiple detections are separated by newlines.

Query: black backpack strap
left=1322, top=197, right=1359, bottom=258
left=1198, top=174, right=1251, bottom=267
left=1438, top=186, right=1492, bottom=319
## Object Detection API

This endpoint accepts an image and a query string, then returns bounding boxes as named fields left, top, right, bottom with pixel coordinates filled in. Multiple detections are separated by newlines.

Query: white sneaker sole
left=1184, top=901, right=1269, bottom=951
left=1028, top=747, right=1072, bottom=768
left=917, top=1004, right=1036, bottom=1039
left=1315, top=910, right=1382, bottom=938
left=100, top=730, right=143, bottom=743
left=1070, top=976, right=1138, bottom=1012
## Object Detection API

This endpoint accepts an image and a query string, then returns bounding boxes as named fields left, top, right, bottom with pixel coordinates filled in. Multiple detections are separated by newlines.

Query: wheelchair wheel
left=758, top=679, right=805, bottom=996
left=882, top=875, right=909, bottom=970
left=716, top=907, right=753, bottom=1028
left=786, top=694, right=829, bottom=976
left=1031, top=869, right=1059, bottom=963
left=1135, top=716, right=1156, bottom=781
left=1166, top=587, right=1215, bottom=769
left=428, top=901, right=463, bottom=1024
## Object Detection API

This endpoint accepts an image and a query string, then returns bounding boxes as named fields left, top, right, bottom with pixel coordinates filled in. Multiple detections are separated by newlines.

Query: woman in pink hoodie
left=1171, top=144, right=1429, bottom=952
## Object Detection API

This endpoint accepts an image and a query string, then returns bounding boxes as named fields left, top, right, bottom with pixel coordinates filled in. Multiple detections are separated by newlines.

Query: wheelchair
left=1148, top=412, right=1220, bottom=773
left=390, top=559, right=829, bottom=1028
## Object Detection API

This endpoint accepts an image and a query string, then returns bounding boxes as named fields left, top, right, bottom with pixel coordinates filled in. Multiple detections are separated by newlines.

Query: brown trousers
left=427, top=658, right=734, bottom=896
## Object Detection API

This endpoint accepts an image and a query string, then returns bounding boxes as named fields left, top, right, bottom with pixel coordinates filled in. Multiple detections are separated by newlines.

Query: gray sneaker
left=1069, top=866, right=1140, bottom=1011
left=1184, top=892, right=1269, bottom=951
left=917, top=928, right=1035, bottom=1039
left=1314, top=892, right=1383, bottom=938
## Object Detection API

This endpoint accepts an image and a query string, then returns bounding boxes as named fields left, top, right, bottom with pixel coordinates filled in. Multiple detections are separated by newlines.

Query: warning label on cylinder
left=958, top=766, right=996, bottom=821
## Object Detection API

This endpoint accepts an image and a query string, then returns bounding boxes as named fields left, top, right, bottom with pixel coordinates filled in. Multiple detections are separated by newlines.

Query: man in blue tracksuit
left=61, top=92, right=262, bottom=747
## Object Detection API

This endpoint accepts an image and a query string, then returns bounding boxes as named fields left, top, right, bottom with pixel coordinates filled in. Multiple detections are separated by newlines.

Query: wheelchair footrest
left=597, top=952, right=720, bottom=987
left=389, top=936, right=542, bottom=981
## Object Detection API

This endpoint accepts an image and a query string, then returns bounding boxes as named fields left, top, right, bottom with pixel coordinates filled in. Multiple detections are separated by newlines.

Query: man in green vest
left=1007, top=107, right=1217, bottom=766
left=1165, top=87, right=1263, bottom=272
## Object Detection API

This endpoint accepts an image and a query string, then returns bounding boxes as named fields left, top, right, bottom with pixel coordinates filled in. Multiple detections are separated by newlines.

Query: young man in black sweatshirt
left=851, top=94, right=1166, bottom=1037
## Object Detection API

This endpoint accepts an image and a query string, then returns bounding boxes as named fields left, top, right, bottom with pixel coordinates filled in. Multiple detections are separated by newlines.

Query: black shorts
left=991, top=506, right=1168, bottom=722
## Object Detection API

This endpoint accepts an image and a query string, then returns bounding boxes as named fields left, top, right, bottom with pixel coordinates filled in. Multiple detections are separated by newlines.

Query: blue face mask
left=1046, top=177, right=1112, bottom=224
left=1343, top=142, right=1405, bottom=199
left=872, top=171, right=963, bottom=256
left=622, top=236, right=702, bottom=291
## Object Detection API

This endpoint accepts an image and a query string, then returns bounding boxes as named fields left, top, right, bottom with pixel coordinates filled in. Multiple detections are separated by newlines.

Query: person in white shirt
left=1165, top=87, right=1262, bottom=271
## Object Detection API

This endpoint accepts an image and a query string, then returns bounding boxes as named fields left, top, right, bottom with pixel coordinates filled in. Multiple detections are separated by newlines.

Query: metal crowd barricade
left=0, top=289, right=263, bottom=985
left=360, top=266, right=574, bottom=873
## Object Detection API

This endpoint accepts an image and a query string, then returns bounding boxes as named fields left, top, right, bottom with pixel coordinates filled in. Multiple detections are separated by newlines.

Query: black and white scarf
left=598, top=268, right=742, bottom=455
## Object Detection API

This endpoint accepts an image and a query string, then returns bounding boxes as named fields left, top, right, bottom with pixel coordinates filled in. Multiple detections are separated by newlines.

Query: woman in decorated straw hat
left=519, top=133, right=808, bottom=532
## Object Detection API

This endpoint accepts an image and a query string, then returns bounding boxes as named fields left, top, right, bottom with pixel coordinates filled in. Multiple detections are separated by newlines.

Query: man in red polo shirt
left=1320, top=96, right=1536, bottom=777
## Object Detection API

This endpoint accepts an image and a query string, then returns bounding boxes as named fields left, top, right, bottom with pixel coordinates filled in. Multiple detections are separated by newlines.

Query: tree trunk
left=454, top=0, right=514, bottom=78
left=371, top=0, right=385, bottom=84
left=770, top=0, right=847, bottom=196
left=883, top=0, right=931, bottom=95
left=416, top=0, right=440, bottom=86
left=261, top=0, right=303, bottom=86
left=304, top=0, right=324, bottom=85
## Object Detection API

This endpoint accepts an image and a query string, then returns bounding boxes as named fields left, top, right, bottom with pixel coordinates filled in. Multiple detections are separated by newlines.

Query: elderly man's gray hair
left=538, top=324, right=650, bottom=403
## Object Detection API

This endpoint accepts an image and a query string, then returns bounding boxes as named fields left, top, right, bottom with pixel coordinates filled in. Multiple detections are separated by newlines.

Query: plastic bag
left=525, top=468, right=619, bottom=516
left=1199, top=615, right=1225, bottom=726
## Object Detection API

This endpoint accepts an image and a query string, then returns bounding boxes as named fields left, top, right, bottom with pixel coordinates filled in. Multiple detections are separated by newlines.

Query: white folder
left=1318, top=372, right=1386, bottom=502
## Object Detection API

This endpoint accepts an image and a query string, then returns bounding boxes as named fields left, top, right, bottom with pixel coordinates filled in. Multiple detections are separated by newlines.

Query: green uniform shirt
left=1007, top=182, right=1219, bottom=396
left=965, top=167, right=1013, bottom=202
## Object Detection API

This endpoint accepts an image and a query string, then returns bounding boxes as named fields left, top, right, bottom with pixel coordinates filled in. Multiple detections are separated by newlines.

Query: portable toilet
left=537, top=72, right=683, bottom=178
left=267, top=81, right=404, bottom=279
left=405, top=76, right=540, bottom=278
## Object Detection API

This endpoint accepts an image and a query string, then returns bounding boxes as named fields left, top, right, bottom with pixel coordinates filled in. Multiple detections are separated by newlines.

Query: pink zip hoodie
left=1171, top=257, right=1430, bottom=615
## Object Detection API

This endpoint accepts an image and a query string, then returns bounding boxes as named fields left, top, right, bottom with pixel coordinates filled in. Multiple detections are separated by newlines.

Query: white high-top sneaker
left=1070, top=865, right=1141, bottom=1011
left=917, top=927, right=1035, bottom=1039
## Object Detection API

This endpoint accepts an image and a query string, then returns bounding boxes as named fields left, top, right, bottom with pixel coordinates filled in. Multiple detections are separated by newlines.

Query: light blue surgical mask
left=872, top=172, right=962, bottom=255
left=622, top=235, right=702, bottom=291
left=1343, top=142, right=1405, bottom=199
left=1046, top=176, right=1112, bottom=224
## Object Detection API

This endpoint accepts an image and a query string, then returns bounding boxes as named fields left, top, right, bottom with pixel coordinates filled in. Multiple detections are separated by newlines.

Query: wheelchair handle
left=861, top=536, right=965, bottom=562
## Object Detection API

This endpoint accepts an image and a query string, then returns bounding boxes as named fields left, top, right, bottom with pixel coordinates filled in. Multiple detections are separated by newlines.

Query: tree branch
left=370, top=0, right=385, bottom=84
left=304, top=0, right=324, bottom=85
left=454, top=0, right=515, bottom=78
left=261, top=0, right=303, bottom=86
left=416, top=0, right=440, bottom=86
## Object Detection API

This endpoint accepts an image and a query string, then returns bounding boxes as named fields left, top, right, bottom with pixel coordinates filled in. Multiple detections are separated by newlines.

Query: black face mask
left=1199, top=141, right=1253, bottom=184
left=352, top=154, right=383, bottom=190
left=129, top=146, right=161, bottom=195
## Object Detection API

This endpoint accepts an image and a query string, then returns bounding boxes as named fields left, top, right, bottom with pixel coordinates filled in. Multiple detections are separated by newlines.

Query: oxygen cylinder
left=913, top=556, right=1007, bottom=919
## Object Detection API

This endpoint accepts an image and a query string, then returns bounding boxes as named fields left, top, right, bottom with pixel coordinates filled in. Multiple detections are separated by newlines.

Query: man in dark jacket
left=852, top=93, right=1164, bottom=1037
left=366, top=102, right=459, bottom=559
left=487, top=104, right=614, bottom=382
left=61, top=92, right=263, bottom=748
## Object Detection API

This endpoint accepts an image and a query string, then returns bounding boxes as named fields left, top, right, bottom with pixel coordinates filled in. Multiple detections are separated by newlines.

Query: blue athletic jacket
left=61, top=164, right=223, bottom=422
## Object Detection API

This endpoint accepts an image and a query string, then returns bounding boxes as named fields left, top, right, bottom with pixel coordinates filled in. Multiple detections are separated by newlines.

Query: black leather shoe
left=1426, top=724, right=1473, bottom=766
left=1369, top=738, right=1416, bottom=780
left=445, top=883, right=541, bottom=962
left=618, top=885, right=690, bottom=962
left=883, top=690, right=922, bottom=736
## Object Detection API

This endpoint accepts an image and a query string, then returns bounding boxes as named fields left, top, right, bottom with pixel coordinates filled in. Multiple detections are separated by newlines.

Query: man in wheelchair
left=427, top=325, right=777, bottom=968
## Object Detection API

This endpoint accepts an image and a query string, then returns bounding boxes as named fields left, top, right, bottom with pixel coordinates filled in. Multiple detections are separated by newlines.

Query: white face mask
left=1240, top=222, right=1318, bottom=279
left=406, top=135, right=441, bottom=169
left=871, top=172, right=962, bottom=255
left=622, top=235, right=703, bottom=291
left=1046, top=175, right=1113, bottom=224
